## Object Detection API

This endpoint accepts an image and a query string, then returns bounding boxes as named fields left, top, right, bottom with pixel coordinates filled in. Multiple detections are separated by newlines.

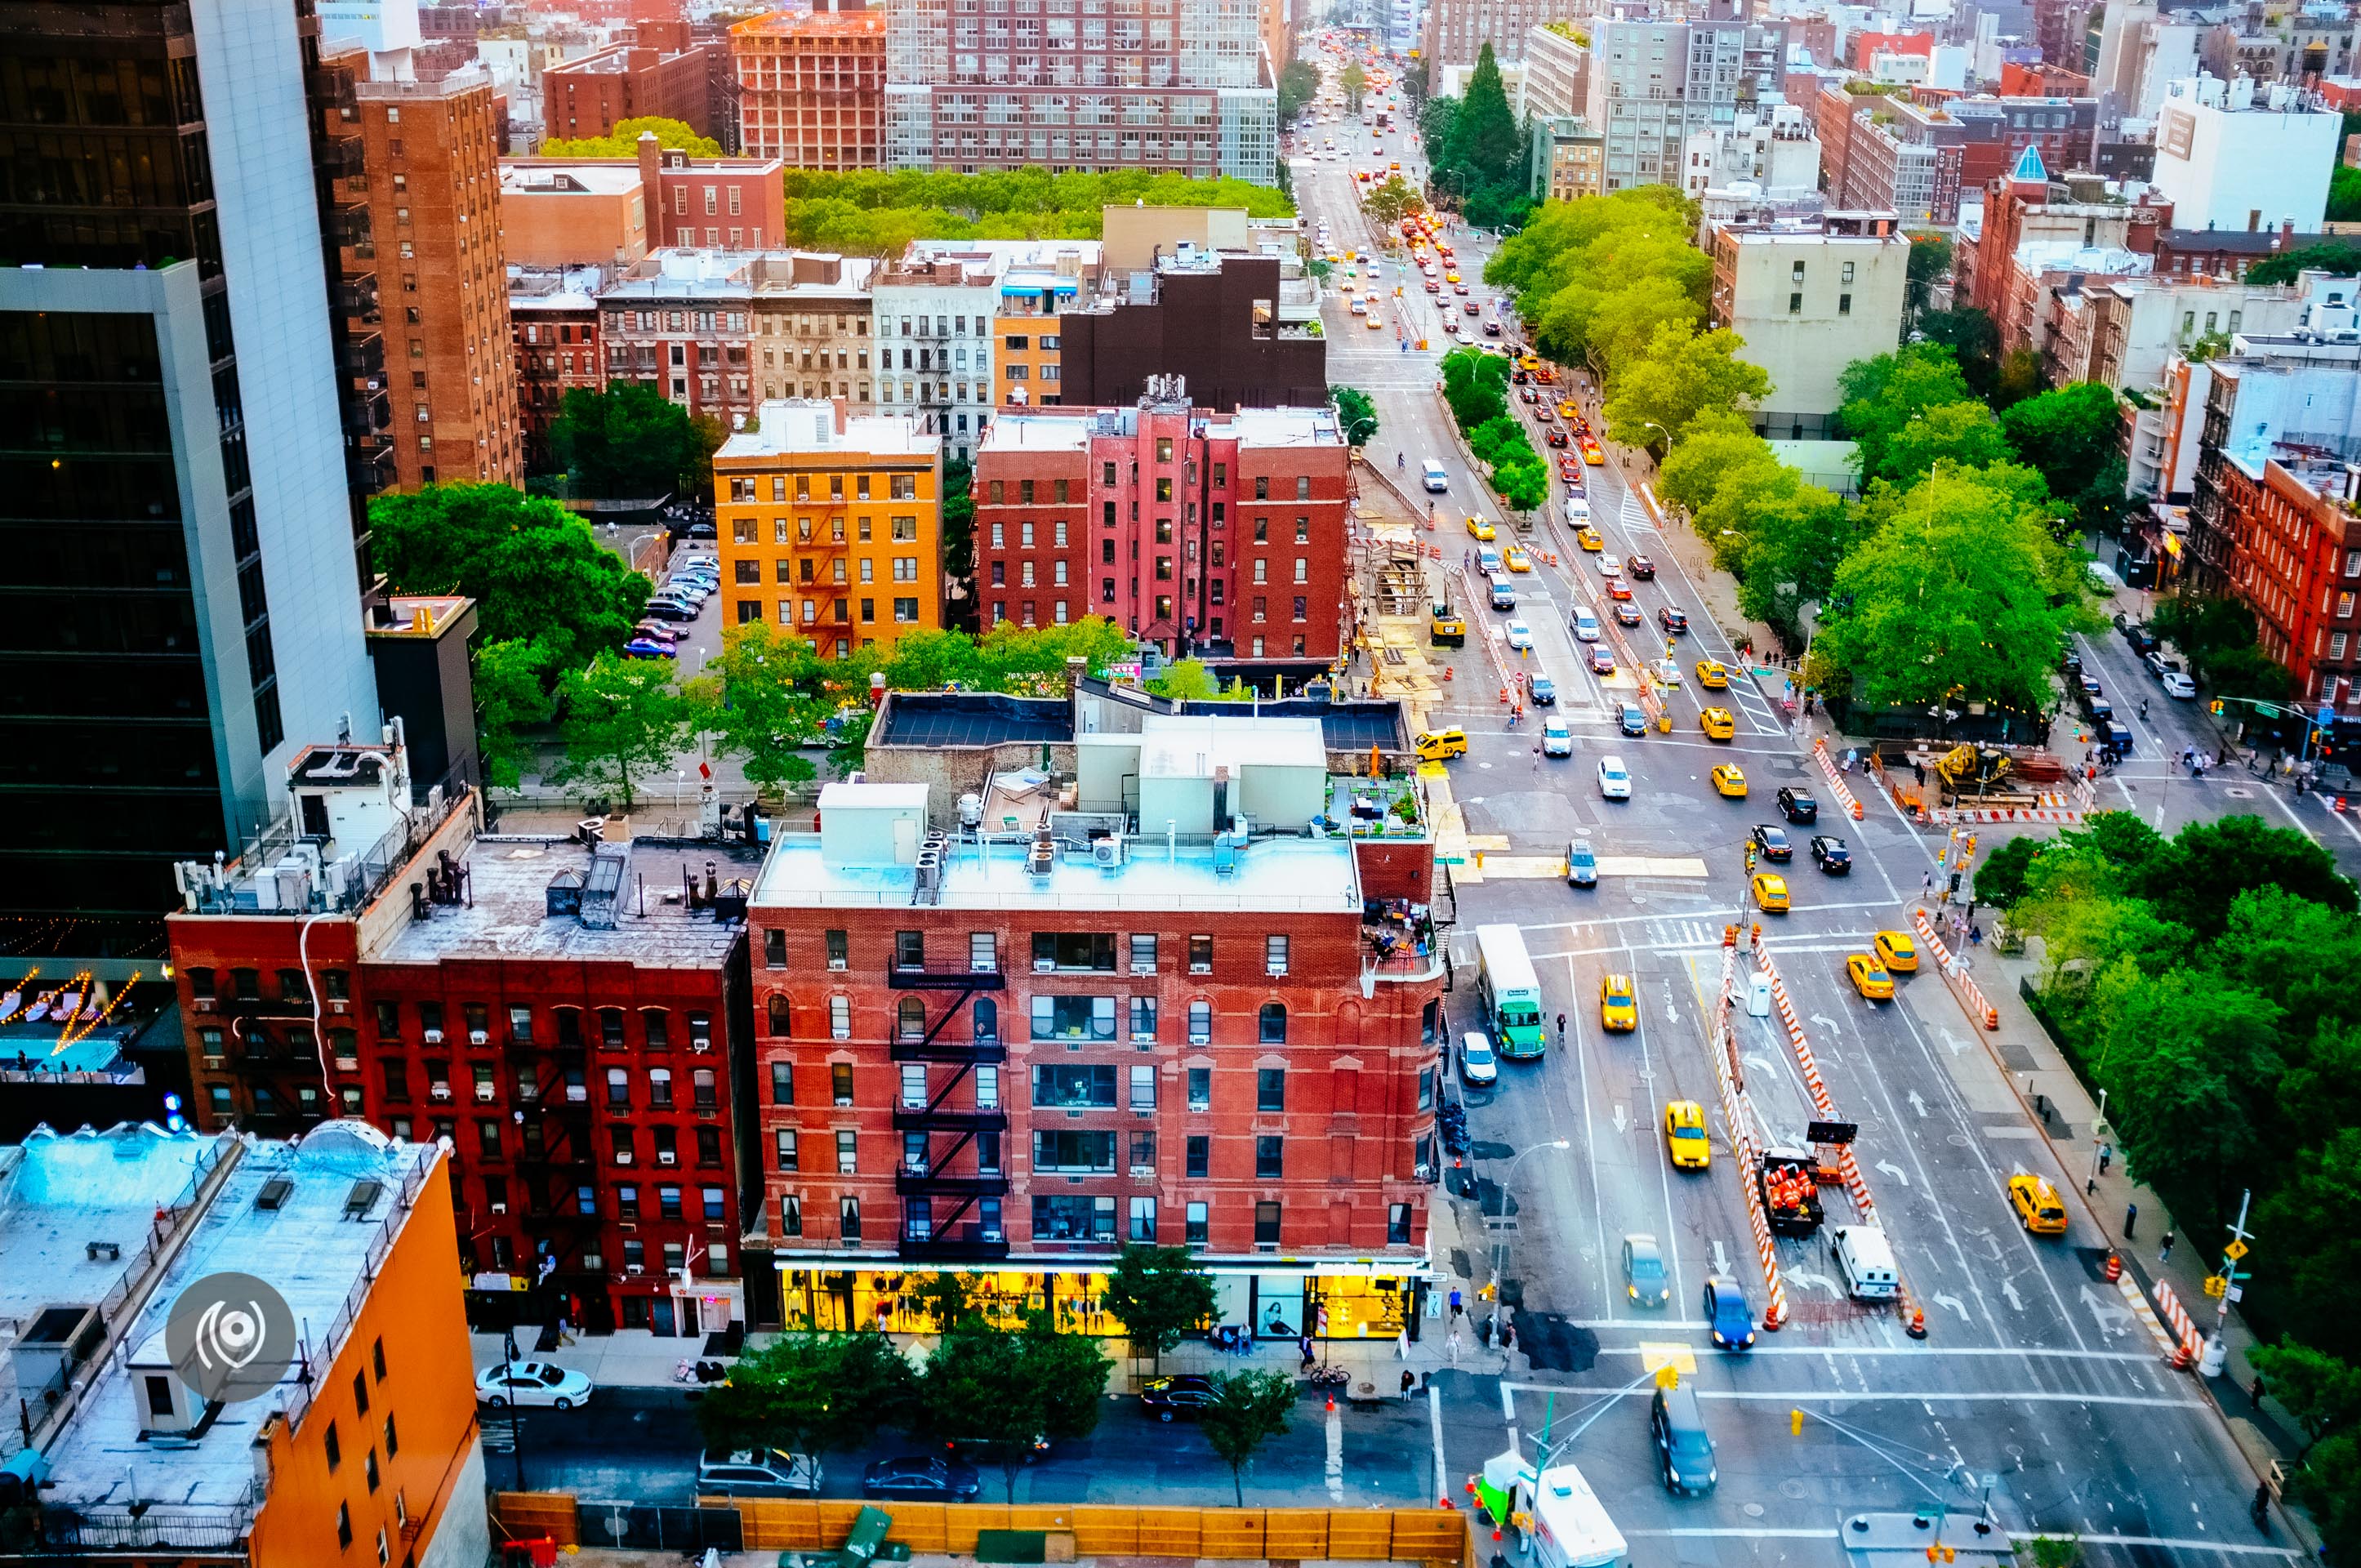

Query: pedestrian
left=1447, top=1325, right=1463, bottom=1363
left=2099, top=1142, right=2114, bottom=1175
left=2253, top=1374, right=2266, bottom=1409
left=1969, top=922, right=1983, bottom=947
left=1499, top=1316, right=1516, bottom=1352
left=1450, top=1285, right=1463, bottom=1316
left=2158, top=1230, right=2174, bottom=1263
left=1922, top=871, right=1934, bottom=895
left=1401, top=1368, right=1418, bottom=1396
left=1479, top=1312, right=1495, bottom=1348
left=2253, top=1484, right=2273, bottom=1534
left=2125, top=1200, right=2138, bottom=1238
left=1914, top=761, right=1927, bottom=787
left=1300, top=1333, right=1316, bottom=1369
left=1556, top=1011, right=1567, bottom=1045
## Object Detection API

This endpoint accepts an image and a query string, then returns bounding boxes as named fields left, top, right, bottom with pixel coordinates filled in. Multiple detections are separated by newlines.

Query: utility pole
left=2198, top=1188, right=2254, bottom=1379
left=2083, top=1087, right=2109, bottom=1195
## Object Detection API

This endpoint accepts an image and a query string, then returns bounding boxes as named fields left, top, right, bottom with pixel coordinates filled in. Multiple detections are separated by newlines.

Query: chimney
left=833, top=394, right=849, bottom=434
left=2278, top=216, right=2297, bottom=252
left=636, top=130, right=661, bottom=212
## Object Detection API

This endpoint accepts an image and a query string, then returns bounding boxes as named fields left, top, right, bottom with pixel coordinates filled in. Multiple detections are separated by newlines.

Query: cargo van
left=1565, top=496, right=1591, bottom=525
left=1489, top=573, right=1517, bottom=611
left=1422, top=459, right=1450, bottom=492
left=1570, top=607, right=1600, bottom=642
left=1830, top=1224, right=1900, bottom=1300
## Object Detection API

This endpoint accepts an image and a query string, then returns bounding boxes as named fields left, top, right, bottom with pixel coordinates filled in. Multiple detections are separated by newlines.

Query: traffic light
left=2210, top=699, right=2225, bottom=715
left=2204, top=1275, right=2229, bottom=1298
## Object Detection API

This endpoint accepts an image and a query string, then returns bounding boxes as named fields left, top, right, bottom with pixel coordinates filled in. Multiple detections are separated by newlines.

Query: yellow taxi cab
left=2009, top=1174, right=2069, bottom=1236
left=1444, top=271, right=1460, bottom=283
left=1751, top=872, right=1789, bottom=913
left=1503, top=545, right=1532, bottom=572
left=1557, top=400, right=1579, bottom=419
left=1364, top=311, right=1385, bottom=329
left=1873, top=930, right=1918, bottom=972
left=1599, top=973, right=1639, bottom=1032
left=1466, top=514, right=1495, bottom=541
left=1663, top=1100, right=1711, bottom=1171
left=1413, top=727, right=1468, bottom=761
left=1389, top=159, right=1401, bottom=170
left=1846, top=954, right=1894, bottom=1000
left=1711, top=764, right=1748, bottom=798
left=1574, top=526, right=1605, bottom=551
left=1695, top=659, right=1730, bottom=688
left=1699, top=707, right=1735, bottom=742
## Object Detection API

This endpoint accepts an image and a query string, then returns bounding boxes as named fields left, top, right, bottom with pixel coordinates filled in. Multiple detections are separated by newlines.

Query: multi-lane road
left=1292, top=47, right=2294, bottom=1567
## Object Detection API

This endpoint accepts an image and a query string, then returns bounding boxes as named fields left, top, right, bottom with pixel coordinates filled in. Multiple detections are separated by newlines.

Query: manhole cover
left=2226, top=787, right=2254, bottom=799
left=1632, top=895, right=1648, bottom=906
left=1743, top=1503, right=1766, bottom=1518
left=1780, top=1480, right=1811, bottom=1500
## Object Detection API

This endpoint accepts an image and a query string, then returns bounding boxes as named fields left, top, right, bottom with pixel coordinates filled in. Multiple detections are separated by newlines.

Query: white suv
left=1597, top=755, right=1633, bottom=800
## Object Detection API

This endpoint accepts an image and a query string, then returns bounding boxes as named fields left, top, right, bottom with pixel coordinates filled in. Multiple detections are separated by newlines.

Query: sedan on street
left=476, top=1361, right=594, bottom=1410
left=862, top=1456, right=981, bottom=1501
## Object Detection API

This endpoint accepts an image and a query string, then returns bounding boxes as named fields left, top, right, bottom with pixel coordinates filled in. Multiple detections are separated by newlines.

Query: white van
left=1570, top=607, right=1600, bottom=643
left=1566, top=495, right=1591, bottom=525
left=1830, top=1225, right=1900, bottom=1300
left=1422, top=459, right=1450, bottom=493
left=1488, top=573, right=1517, bottom=611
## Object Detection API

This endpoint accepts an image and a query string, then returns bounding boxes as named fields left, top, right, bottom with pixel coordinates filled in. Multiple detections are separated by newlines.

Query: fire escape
left=214, top=996, right=334, bottom=1135
left=889, top=942, right=1009, bottom=1262
left=512, top=1022, right=602, bottom=1294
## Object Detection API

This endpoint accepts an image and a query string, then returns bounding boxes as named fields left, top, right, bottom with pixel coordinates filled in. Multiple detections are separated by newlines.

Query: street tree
left=549, top=382, right=714, bottom=498
left=1330, top=385, right=1381, bottom=449
left=1103, top=1244, right=1218, bottom=1370
left=1655, top=412, right=1772, bottom=514
left=543, top=115, right=720, bottom=158
left=882, top=627, right=988, bottom=692
left=2158, top=813, right=2359, bottom=938
left=553, top=652, right=694, bottom=813
left=1362, top=176, right=1425, bottom=229
left=2000, top=382, right=2123, bottom=501
left=1276, top=59, right=1321, bottom=123
left=941, top=456, right=978, bottom=591
left=1145, top=660, right=1219, bottom=701
left=1601, top=324, right=1770, bottom=450
left=1875, top=400, right=2014, bottom=488
left=1198, top=1370, right=1299, bottom=1506
left=1971, top=833, right=2045, bottom=912
left=1339, top=61, right=1366, bottom=113
left=698, top=1331, right=917, bottom=1464
left=366, top=483, right=650, bottom=667
left=1437, top=44, right=1526, bottom=225
left=2252, top=1339, right=2361, bottom=1459
left=1835, top=344, right=1980, bottom=483
left=1915, top=306, right=2002, bottom=395
left=1904, top=232, right=1952, bottom=318
left=697, top=621, right=835, bottom=795
left=921, top=1318, right=1111, bottom=1502
left=473, top=639, right=557, bottom=791
left=976, top=617, right=1132, bottom=692
left=2096, top=965, right=2281, bottom=1219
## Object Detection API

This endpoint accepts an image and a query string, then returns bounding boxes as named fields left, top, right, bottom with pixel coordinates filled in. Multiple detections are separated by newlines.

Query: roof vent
left=342, top=1179, right=384, bottom=1220
left=255, top=1178, right=294, bottom=1212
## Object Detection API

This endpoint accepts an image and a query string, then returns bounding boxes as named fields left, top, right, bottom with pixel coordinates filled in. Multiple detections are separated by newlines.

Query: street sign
left=1806, top=1120, right=1860, bottom=1145
left=2225, top=1239, right=2249, bottom=1262
left=2321, top=706, right=2338, bottom=726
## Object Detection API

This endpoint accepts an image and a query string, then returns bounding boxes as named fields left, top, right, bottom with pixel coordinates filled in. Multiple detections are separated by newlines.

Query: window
left=337, top=1503, right=353, bottom=1551
left=1254, top=1200, right=1281, bottom=1245
left=1034, top=1129, right=1116, bottom=1171
left=648, top=1067, right=674, bottom=1108
left=775, top=1129, right=798, bottom=1171
left=1189, top=934, right=1214, bottom=973
left=1254, top=1136, right=1284, bottom=1178
left=384, top=1410, right=398, bottom=1455
left=606, top=1068, right=630, bottom=1107
left=1187, top=1200, right=1209, bottom=1244
left=970, top=931, right=998, bottom=972
left=1187, top=1134, right=1209, bottom=1178
left=764, top=928, right=786, bottom=967
left=1389, top=1202, right=1413, bottom=1244
left=836, top=1129, right=858, bottom=1174
left=1258, top=1003, right=1287, bottom=1044
left=1266, top=935, right=1289, bottom=974
left=832, top=1062, right=854, bottom=1104
left=643, top=1009, right=669, bottom=1049
left=1032, top=1063, right=1116, bottom=1107
left=1257, top=1068, right=1285, bottom=1112
left=1034, top=932, right=1116, bottom=971
left=826, top=929, right=849, bottom=968
left=1187, top=1002, right=1212, bottom=1047
left=1129, top=1196, right=1158, bottom=1241
left=768, top=995, right=792, bottom=1037
left=1033, top=1193, right=1116, bottom=1241
left=1789, top=292, right=1802, bottom=314
left=898, top=996, right=925, bottom=1041
left=831, top=996, right=851, bottom=1040
left=840, top=1196, right=862, bottom=1241
left=771, top=1062, right=794, bottom=1103
left=1129, top=1063, right=1157, bottom=1111
left=1838, top=292, right=1852, bottom=316
left=1129, top=996, right=1157, bottom=1040
left=1031, top=993, right=1117, bottom=1040
left=325, top=1421, right=342, bottom=1472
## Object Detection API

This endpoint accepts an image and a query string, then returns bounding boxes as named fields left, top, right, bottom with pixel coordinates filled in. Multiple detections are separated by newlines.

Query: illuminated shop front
left=773, top=1255, right=1433, bottom=1339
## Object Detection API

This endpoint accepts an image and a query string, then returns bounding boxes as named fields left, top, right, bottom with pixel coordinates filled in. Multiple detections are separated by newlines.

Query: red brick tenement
left=745, top=757, right=1445, bottom=1343
left=972, top=399, right=1353, bottom=676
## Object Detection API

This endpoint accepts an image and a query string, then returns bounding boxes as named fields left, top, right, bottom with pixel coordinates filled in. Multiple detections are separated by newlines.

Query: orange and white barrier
left=1911, top=908, right=2000, bottom=1031
left=2151, top=1280, right=2207, bottom=1368
left=1811, top=738, right=1866, bottom=821
left=1754, top=947, right=1927, bottom=1339
left=1708, top=932, right=1789, bottom=1330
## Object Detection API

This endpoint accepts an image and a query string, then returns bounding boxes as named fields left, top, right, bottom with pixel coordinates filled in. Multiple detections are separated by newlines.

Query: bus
left=1473, top=924, right=1546, bottom=1058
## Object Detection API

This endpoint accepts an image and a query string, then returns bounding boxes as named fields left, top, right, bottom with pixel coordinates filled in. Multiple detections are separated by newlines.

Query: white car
left=476, top=1360, right=594, bottom=1410
left=2161, top=670, right=2198, bottom=699
left=1654, top=658, right=1682, bottom=687
left=1571, top=608, right=1600, bottom=643
left=1542, top=717, right=1573, bottom=756
left=1597, top=755, right=1633, bottom=800
left=1599, top=557, right=1622, bottom=579
left=1459, top=1031, right=1499, bottom=1086
left=1504, top=619, right=1534, bottom=650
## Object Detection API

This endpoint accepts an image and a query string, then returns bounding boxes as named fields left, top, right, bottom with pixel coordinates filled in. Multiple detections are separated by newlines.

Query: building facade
left=1533, top=118, right=1607, bottom=203
left=1056, top=255, right=1326, bottom=414
left=973, top=399, right=1350, bottom=666
left=731, top=7, right=888, bottom=170
left=714, top=399, right=944, bottom=657
left=0, top=0, right=382, bottom=947
left=2150, top=74, right=2341, bottom=235
left=511, top=267, right=609, bottom=470
left=743, top=764, right=1444, bottom=1338
left=599, top=250, right=760, bottom=430
left=355, top=70, right=523, bottom=489
left=1708, top=211, right=1913, bottom=439
left=749, top=252, right=881, bottom=407
left=874, top=251, right=1006, bottom=464
left=1518, top=24, right=1590, bottom=122
left=1588, top=14, right=1789, bottom=193
left=544, top=38, right=723, bottom=142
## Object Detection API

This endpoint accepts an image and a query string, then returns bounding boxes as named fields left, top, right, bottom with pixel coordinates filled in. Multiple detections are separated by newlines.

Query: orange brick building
left=732, top=7, right=888, bottom=170
left=354, top=70, right=523, bottom=488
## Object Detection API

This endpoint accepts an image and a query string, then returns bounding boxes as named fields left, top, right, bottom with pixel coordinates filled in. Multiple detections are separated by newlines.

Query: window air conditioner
left=469, top=1029, right=488, bottom=1044
left=430, top=1085, right=452, bottom=1100
left=196, top=997, right=216, bottom=1011
left=658, top=1151, right=677, bottom=1165
left=422, top=1028, right=443, bottom=1044
left=626, top=1263, right=644, bottom=1275
left=1190, top=962, right=1212, bottom=974
left=490, top=1201, right=508, bottom=1214
left=1033, top=959, right=1055, bottom=973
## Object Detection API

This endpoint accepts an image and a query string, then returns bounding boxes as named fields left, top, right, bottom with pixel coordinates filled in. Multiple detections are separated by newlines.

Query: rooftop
left=716, top=399, right=939, bottom=461
left=31, top=1126, right=443, bottom=1527
left=872, top=692, right=1073, bottom=749
left=374, top=834, right=761, bottom=969
left=501, top=161, right=644, bottom=197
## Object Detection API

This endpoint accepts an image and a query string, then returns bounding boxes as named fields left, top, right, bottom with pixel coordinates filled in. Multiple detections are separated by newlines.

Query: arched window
left=767, top=994, right=792, bottom=1037
left=1258, top=1003, right=1287, bottom=1044
left=898, top=996, right=925, bottom=1042
left=973, top=997, right=999, bottom=1040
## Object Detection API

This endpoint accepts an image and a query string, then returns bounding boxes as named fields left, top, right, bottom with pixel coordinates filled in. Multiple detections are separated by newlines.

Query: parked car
left=476, top=1361, right=593, bottom=1410
left=1140, top=1374, right=1220, bottom=1422
left=2162, top=670, right=2198, bottom=699
left=1459, top=1031, right=1499, bottom=1086
left=623, top=638, right=679, bottom=659
left=641, top=599, right=698, bottom=621
left=698, top=1447, right=821, bottom=1498
left=2121, top=621, right=2160, bottom=658
left=862, top=1456, right=981, bottom=1501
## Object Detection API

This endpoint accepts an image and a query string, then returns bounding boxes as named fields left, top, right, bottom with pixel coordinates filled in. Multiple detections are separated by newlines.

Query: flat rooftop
left=873, top=692, right=1072, bottom=748
left=35, top=1127, right=441, bottom=1519
left=373, top=835, right=760, bottom=969
left=978, top=414, right=1095, bottom=452
left=0, top=1124, right=216, bottom=1346
left=750, top=830, right=1361, bottom=913
left=717, top=399, right=939, bottom=461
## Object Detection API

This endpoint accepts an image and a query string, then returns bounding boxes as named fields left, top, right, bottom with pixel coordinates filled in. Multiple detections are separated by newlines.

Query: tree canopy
left=920, top=1318, right=1109, bottom=1501
left=1330, top=385, right=1380, bottom=448
left=1428, top=44, right=1530, bottom=229
left=697, top=1331, right=916, bottom=1460
left=541, top=115, right=719, bottom=158
left=548, top=382, right=723, bottom=499
left=1486, top=187, right=1708, bottom=375
left=763, top=169, right=1293, bottom=256
left=1601, top=324, right=1770, bottom=451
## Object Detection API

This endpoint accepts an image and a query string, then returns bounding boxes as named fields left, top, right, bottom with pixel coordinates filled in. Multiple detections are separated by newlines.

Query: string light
left=57, top=971, right=140, bottom=1055
left=0, top=968, right=41, bottom=1026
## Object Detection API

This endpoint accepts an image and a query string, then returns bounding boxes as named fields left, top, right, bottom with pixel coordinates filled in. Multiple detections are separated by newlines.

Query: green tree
left=1419, top=96, right=1461, bottom=166
left=976, top=617, right=1133, bottom=692
left=1915, top=306, right=2002, bottom=395
left=553, top=652, right=693, bottom=812
left=472, top=639, right=556, bottom=791
left=1877, top=400, right=2014, bottom=488
left=698, top=1331, right=917, bottom=1463
left=367, top=483, right=651, bottom=666
left=2159, top=813, right=2359, bottom=939
left=1655, top=412, right=1773, bottom=514
left=2247, top=241, right=2361, bottom=287
left=1330, top=385, right=1380, bottom=448
left=541, top=114, right=721, bottom=158
left=883, top=627, right=987, bottom=691
left=1495, top=459, right=1548, bottom=514
left=1486, top=188, right=1707, bottom=374
left=1362, top=175, right=1425, bottom=228
left=1101, top=1244, right=1219, bottom=1370
left=1993, top=347, right=2043, bottom=408
left=697, top=621, right=834, bottom=795
left=2289, top=1429, right=2361, bottom=1562
left=1602, top=324, right=1771, bottom=450
left=2252, top=1338, right=2361, bottom=1459
left=942, top=455, right=977, bottom=595
left=1197, top=1370, right=1299, bottom=1506
left=550, top=382, right=713, bottom=498
left=1835, top=344, right=1989, bottom=483
left=1904, top=232, right=1952, bottom=317
left=921, top=1319, right=1111, bottom=1501
left=1276, top=58, right=1322, bottom=124
left=1972, top=834, right=2044, bottom=912
left=1339, top=61, right=1367, bottom=113
left=1145, top=659, right=1218, bottom=701
left=1437, top=43, right=1524, bottom=219
left=2096, top=967, right=2282, bottom=1217
left=2256, top=1131, right=2361, bottom=1348
left=1815, top=463, right=2094, bottom=713
left=2000, top=383, right=2123, bottom=501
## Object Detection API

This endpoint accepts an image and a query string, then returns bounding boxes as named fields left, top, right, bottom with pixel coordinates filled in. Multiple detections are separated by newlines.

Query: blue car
left=623, top=637, right=679, bottom=659
left=1530, top=675, right=1557, bottom=706
left=1702, top=1276, right=1755, bottom=1351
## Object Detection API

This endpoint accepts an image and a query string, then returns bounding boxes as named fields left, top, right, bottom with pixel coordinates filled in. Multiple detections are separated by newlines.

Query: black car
left=1619, top=702, right=1649, bottom=737
left=2122, top=621, right=2160, bottom=659
left=1749, top=824, right=1793, bottom=862
left=1659, top=606, right=1690, bottom=635
left=861, top=1455, right=981, bottom=1500
left=1530, top=675, right=1557, bottom=706
left=1775, top=786, right=1817, bottom=824
left=1651, top=1383, right=1717, bottom=1496
left=1626, top=555, right=1656, bottom=580
left=640, top=599, right=698, bottom=621
left=1140, top=1374, right=1219, bottom=1422
left=1810, top=835, right=1851, bottom=874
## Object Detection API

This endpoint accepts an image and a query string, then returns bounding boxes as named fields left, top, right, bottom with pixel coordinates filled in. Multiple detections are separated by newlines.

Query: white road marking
left=1878, top=1159, right=1911, bottom=1187
left=1428, top=1383, right=1447, bottom=1505
left=1325, top=1399, right=1345, bottom=1501
left=1504, top=1383, right=2207, bottom=1408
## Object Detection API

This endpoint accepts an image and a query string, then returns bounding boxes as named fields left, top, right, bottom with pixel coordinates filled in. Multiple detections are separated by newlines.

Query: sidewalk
left=1947, top=938, right=2315, bottom=1539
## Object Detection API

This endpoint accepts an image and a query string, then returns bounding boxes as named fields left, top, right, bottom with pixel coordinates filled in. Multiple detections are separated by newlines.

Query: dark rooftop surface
left=872, top=692, right=1072, bottom=748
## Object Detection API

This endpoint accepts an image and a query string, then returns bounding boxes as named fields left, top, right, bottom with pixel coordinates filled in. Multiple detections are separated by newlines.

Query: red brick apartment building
left=2203, top=440, right=2361, bottom=713
left=167, top=731, right=763, bottom=1338
left=973, top=399, right=1352, bottom=671
left=545, top=40, right=723, bottom=145
left=511, top=267, right=607, bottom=471
left=745, top=755, right=1445, bottom=1340
left=730, top=7, right=887, bottom=170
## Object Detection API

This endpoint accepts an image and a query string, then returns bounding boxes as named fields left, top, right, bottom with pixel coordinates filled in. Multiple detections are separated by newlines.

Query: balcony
left=327, top=201, right=372, bottom=251
left=343, top=389, right=390, bottom=437
left=319, top=130, right=366, bottom=179
left=889, top=1036, right=1005, bottom=1063
left=335, top=270, right=381, bottom=322
left=349, top=442, right=394, bottom=492
left=341, top=330, right=385, bottom=385
left=892, top=1105, right=1008, bottom=1133
left=886, top=960, right=1005, bottom=991
left=898, top=1223, right=1012, bottom=1261
left=895, top=1168, right=1010, bottom=1197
